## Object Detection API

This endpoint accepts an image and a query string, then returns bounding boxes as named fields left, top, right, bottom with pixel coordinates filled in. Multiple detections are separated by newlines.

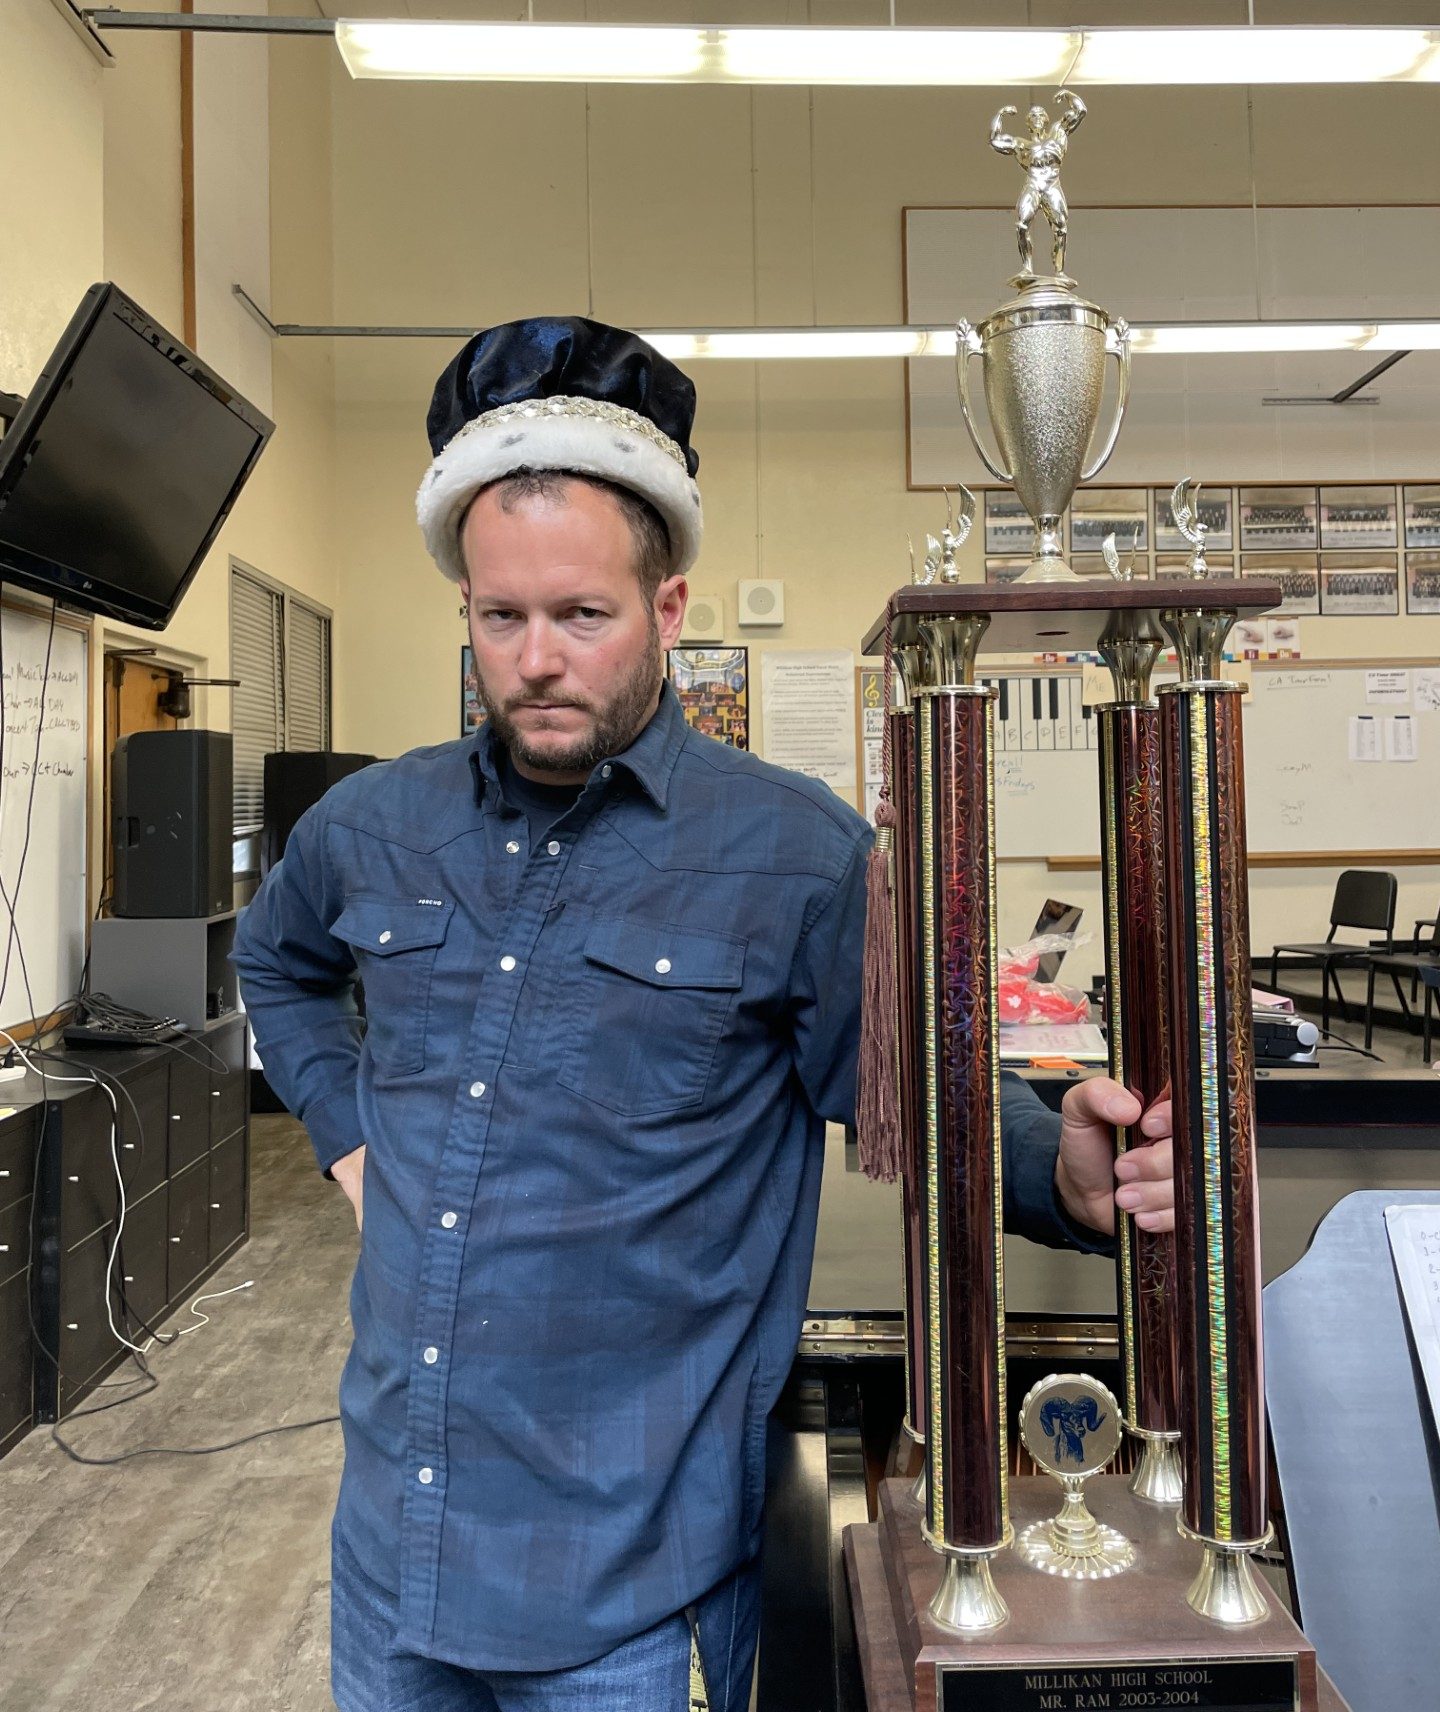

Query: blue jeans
left=330, top=1520, right=761, bottom=1712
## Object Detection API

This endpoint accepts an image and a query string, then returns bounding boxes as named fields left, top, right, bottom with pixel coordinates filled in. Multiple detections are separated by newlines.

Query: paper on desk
left=1384, top=1205, right=1440, bottom=1437
left=999, top=1022, right=1109, bottom=1063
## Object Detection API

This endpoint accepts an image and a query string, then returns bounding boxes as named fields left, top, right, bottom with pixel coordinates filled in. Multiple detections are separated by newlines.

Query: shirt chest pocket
left=558, top=917, right=745, bottom=1118
left=331, top=896, right=455, bottom=1076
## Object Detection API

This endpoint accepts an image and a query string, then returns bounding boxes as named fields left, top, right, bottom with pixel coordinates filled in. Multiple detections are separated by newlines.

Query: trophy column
left=889, top=645, right=928, bottom=1497
left=1096, top=614, right=1183, bottom=1506
left=911, top=614, right=1009, bottom=1633
left=1158, top=610, right=1270, bottom=1624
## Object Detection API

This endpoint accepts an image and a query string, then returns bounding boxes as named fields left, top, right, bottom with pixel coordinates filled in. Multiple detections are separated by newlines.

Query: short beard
left=477, top=618, right=664, bottom=778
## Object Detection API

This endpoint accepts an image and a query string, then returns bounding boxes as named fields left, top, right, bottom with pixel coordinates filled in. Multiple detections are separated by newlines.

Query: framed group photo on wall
left=667, top=645, right=749, bottom=749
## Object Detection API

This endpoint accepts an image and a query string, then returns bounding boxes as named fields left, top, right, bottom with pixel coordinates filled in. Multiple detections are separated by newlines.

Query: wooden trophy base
left=845, top=1477, right=1350, bottom=1712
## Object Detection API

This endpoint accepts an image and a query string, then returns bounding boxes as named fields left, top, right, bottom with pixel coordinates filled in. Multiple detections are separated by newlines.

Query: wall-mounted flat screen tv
left=0, top=282, right=273, bottom=630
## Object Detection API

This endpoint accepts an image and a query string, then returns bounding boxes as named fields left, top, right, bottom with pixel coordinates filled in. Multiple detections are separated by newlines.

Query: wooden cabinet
left=0, top=1270, right=32, bottom=1458
left=167, top=1051, right=211, bottom=1176
left=0, top=1107, right=37, bottom=1460
left=12, top=1014, right=251, bottom=1441
left=208, top=1132, right=247, bottom=1262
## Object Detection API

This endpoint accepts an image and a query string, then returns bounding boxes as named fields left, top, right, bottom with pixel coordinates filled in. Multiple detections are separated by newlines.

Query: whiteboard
left=905, top=204, right=1440, bottom=488
left=984, top=664, right=1439, bottom=859
left=0, top=605, right=88, bottom=1029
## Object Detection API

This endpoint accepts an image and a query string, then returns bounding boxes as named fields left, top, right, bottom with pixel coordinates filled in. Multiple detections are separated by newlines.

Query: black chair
left=1404, top=906, right=1438, bottom=1003
left=1268, top=869, right=1398, bottom=1034
left=1364, top=914, right=1440, bottom=1057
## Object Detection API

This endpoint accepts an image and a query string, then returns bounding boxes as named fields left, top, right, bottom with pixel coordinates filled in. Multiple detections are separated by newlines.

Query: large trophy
left=845, top=96, right=1350, bottom=1712
left=954, top=91, right=1131, bottom=582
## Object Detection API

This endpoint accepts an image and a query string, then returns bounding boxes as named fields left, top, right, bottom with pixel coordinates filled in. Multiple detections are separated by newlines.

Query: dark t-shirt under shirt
left=498, top=751, right=583, bottom=848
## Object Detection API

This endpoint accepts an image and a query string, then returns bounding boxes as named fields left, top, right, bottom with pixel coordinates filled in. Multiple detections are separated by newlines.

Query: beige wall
left=0, top=1, right=337, bottom=993
left=316, top=54, right=1439, bottom=972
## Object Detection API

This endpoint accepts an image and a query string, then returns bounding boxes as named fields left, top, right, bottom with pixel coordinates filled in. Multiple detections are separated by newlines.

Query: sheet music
left=1384, top=1205, right=1440, bottom=1434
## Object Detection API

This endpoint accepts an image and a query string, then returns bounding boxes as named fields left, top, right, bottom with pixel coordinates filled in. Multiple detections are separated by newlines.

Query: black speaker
left=261, top=750, right=378, bottom=875
left=111, top=730, right=233, bottom=918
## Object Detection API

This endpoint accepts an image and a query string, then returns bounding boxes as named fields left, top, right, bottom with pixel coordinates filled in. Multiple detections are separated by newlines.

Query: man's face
left=1028, top=106, right=1047, bottom=135
left=459, top=480, right=687, bottom=784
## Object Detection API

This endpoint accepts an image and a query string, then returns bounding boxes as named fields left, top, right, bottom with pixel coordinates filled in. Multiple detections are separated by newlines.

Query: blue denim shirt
left=233, top=684, right=1086, bottom=1672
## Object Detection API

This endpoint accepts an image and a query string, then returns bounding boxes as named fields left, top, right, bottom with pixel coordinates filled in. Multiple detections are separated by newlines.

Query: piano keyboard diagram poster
left=668, top=646, right=749, bottom=749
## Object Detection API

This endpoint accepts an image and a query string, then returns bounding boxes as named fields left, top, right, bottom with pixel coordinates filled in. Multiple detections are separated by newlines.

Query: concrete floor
left=0, top=1115, right=350, bottom=1712
left=0, top=984, right=1431, bottom=1710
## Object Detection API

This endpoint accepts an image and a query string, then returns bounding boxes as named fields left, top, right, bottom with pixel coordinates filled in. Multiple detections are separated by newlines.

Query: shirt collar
left=468, top=680, right=687, bottom=813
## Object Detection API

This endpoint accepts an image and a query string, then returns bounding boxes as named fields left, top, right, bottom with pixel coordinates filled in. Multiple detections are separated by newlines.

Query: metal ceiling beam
left=1264, top=348, right=1411, bottom=406
left=85, top=9, right=336, bottom=35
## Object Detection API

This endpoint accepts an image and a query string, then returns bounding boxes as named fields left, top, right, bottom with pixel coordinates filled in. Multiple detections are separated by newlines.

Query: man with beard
left=233, top=318, right=1174, bottom=1712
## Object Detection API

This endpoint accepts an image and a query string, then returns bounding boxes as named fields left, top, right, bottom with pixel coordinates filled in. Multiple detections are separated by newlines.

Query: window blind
left=287, top=600, right=331, bottom=753
left=230, top=567, right=284, bottom=833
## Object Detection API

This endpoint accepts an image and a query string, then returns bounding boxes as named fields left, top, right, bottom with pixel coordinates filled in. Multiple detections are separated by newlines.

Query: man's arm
left=790, top=832, right=1173, bottom=1249
left=231, top=801, right=366, bottom=1204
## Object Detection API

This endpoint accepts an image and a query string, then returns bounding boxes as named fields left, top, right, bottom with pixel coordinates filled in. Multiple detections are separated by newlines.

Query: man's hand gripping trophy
left=990, top=88, right=1087, bottom=281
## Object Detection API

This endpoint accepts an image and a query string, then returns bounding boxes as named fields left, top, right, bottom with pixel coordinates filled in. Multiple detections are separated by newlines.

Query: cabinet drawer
left=0, top=1269, right=33, bottom=1446
left=168, top=1053, right=210, bottom=1176
left=167, top=1157, right=208, bottom=1303
left=58, top=1226, right=126, bottom=1406
left=208, top=1132, right=247, bottom=1261
left=114, top=1184, right=167, bottom=1337
left=60, top=1090, right=121, bottom=1253
left=0, top=1195, right=30, bottom=1288
left=0, top=1107, right=39, bottom=1210
left=118, top=1060, right=169, bottom=1203
left=209, top=1063, right=247, bottom=1147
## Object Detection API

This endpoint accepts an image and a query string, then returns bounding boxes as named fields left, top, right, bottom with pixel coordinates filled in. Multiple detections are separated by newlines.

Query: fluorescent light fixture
left=632, top=323, right=1440, bottom=359
left=1077, top=28, right=1440, bottom=86
left=1129, top=324, right=1376, bottom=355
left=336, top=21, right=1440, bottom=86
left=643, top=329, right=948, bottom=360
left=336, top=22, right=708, bottom=82
left=717, top=28, right=1073, bottom=87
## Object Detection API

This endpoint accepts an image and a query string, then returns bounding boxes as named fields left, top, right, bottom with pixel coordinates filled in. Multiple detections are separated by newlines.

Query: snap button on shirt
left=499, top=955, right=517, bottom=972
left=378, top=930, right=392, bottom=945
left=655, top=958, right=672, bottom=974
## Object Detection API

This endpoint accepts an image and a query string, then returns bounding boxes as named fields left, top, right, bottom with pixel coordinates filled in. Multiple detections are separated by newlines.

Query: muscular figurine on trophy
left=956, top=90, right=1130, bottom=583
left=990, top=89, right=1087, bottom=285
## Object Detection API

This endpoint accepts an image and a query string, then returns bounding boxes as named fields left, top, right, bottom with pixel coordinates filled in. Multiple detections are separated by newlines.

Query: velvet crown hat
left=417, top=316, right=703, bottom=584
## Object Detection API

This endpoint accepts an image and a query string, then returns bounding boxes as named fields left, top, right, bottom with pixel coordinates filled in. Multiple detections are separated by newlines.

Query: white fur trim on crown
left=416, top=397, right=703, bottom=583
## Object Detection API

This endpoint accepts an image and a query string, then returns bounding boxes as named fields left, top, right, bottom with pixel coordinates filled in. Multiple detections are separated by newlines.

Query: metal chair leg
left=1390, top=971, right=1414, bottom=1031
left=1365, top=964, right=1377, bottom=1052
